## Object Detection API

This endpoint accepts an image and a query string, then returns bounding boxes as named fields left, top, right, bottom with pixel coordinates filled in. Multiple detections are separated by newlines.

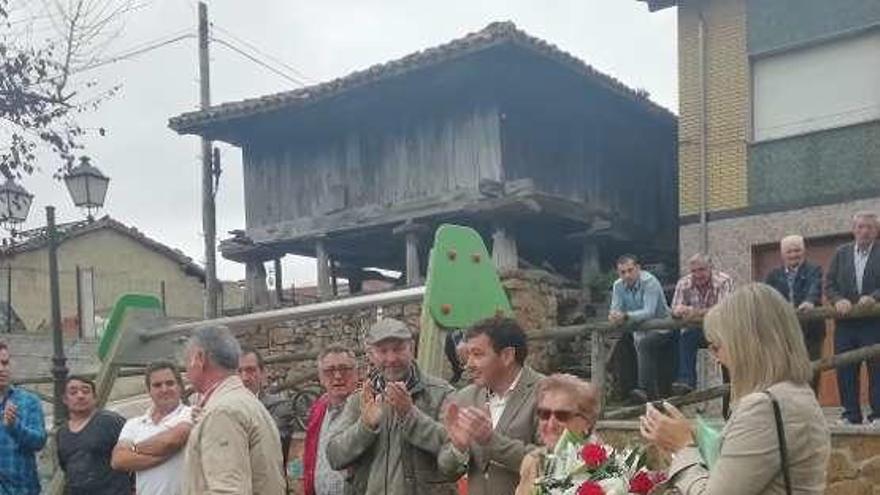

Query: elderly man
left=670, top=253, right=734, bottom=396
left=0, top=341, right=46, bottom=495
left=303, top=344, right=359, bottom=495
left=327, top=318, right=457, bottom=495
left=181, top=325, right=285, bottom=494
left=609, top=254, right=674, bottom=403
left=765, top=235, right=824, bottom=390
left=239, top=345, right=296, bottom=465
left=438, top=317, right=543, bottom=495
left=111, top=361, right=192, bottom=495
left=827, top=211, right=880, bottom=426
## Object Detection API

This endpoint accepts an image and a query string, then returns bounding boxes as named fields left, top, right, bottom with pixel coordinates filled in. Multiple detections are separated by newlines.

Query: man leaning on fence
left=0, top=341, right=46, bottom=495
left=670, top=253, right=734, bottom=396
left=608, top=254, right=674, bottom=403
left=326, top=318, right=457, bottom=495
left=826, top=211, right=880, bottom=426
left=765, top=235, right=825, bottom=391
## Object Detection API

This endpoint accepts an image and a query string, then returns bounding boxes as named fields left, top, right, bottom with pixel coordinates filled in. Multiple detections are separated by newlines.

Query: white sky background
left=11, top=0, right=676, bottom=286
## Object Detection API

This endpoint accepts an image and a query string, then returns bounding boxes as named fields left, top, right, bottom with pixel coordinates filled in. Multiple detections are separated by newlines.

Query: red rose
left=579, top=443, right=608, bottom=468
left=576, top=480, right=605, bottom=495
left=628, top=471, right=655, bottom=495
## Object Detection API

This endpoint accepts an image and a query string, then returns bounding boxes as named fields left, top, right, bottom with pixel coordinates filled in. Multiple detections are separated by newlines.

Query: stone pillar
left=315, top=238, right=332, bottom=301
left=393, top=222, right=427, bottom=286
left=580, top=241, right=601, bottom=302
left=245, top=260, right=270, bottom=310
left=273, top=258, right=283, bottom=307
left=492, top=224, right=518, bottom=271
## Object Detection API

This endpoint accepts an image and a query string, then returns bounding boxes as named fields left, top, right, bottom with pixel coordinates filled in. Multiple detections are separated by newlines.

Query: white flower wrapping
left=533, top=430, right=647, bottom=495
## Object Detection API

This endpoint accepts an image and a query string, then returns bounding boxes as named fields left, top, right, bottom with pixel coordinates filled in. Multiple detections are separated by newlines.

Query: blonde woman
left=640, top=283, right=830, bottom=494
left=515, top=374, right=600, bottom=495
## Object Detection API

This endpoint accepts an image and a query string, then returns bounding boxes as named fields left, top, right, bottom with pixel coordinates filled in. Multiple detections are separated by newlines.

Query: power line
left=210, top=23, right=314, bottom=83
left=211, top=36, right=307, bottom=86
left=72, top=32, right=195, bottom=74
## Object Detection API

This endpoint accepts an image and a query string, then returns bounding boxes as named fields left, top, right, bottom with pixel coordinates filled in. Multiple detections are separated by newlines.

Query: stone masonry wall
left=239, top=269, right=587, bottom=414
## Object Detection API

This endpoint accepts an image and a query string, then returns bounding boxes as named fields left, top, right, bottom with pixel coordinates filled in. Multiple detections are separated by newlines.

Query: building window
left=752, top=30, right=880, bottom=142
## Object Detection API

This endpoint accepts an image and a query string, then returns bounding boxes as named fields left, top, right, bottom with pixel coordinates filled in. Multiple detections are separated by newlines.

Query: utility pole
left=198, top=1, right=219, bottom=318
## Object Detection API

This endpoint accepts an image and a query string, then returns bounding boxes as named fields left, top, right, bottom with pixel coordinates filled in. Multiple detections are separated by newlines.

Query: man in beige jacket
left=181, top=324, right=285, bottom=495
left=438, top=317, right=542, bottom=495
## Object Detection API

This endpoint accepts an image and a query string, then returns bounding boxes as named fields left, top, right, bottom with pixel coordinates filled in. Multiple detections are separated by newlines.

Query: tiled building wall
left=679, top=198, right=880, bottom=282
left=677, top=0, right=749, bottom=216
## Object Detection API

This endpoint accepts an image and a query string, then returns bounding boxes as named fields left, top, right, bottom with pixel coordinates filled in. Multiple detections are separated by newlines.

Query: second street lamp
left=64, top=157, right=110, bottom=221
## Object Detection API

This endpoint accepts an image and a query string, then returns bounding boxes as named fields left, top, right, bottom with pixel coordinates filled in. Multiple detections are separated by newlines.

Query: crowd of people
left=0, top=211, right=875, bottom=494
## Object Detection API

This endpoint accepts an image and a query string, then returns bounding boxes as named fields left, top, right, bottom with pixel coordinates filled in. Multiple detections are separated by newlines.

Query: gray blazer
left=437, top=366, right=543, bottom=495
left=669, top=381, right=830, bottom=494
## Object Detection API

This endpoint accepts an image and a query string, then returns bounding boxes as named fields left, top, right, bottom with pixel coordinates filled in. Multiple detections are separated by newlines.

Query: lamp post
left=46, top=160, right=109, bottom=428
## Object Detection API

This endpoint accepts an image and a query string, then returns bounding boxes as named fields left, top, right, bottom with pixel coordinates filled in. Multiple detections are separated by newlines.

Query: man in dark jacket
left=826, top=211, right=880, bottom=425
left=765, top=234, right=825, bottom=391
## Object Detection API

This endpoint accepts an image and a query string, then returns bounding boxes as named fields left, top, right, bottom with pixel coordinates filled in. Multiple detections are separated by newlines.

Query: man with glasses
left=303, top=345, right=359, bottom=495
left=238, top=345, right=296, bottom=465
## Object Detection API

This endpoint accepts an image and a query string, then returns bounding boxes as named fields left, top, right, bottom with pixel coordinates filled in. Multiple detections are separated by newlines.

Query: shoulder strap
left=764, top=390, right=792, bottom=495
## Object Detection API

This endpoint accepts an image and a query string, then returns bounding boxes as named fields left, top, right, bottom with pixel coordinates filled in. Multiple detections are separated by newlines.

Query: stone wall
left=597, top=421, right=880, bottom=494
left=679, top=197, right=880, bottom=282
left=239, top=269, right=587, bottom=405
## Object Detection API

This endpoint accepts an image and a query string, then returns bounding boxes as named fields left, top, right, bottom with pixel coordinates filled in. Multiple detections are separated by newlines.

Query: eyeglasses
left=536, top=408, right=583, bottom=422
left=321, top=365, right=355, bottom=376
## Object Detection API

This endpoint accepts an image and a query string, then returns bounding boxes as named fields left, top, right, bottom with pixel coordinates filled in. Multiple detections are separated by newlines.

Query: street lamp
left=46, top=160, right=108, bottom=428
left=0, top=178, right=33, bottom=236
left=64, top=157, right=110, bottom=221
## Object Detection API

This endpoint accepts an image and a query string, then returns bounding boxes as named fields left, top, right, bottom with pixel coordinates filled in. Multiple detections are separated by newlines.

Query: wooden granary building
left=169, top=22, right=678, bottom=300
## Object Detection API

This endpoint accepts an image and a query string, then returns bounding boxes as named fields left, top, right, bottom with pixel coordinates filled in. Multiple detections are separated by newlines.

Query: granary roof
left=2, top=216, right=205, bottom=280
left=635, top=0, right=677, bottom=11
left=169, top=21, right=674, bottom=135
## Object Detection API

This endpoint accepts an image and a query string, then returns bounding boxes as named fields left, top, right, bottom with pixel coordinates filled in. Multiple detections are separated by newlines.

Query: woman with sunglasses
left=514, top=374, right=600, bottom=495
left=640, top=283, right=830, bottom=494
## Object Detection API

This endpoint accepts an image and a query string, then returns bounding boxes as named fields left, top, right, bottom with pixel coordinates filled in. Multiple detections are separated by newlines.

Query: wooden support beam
left=315, top=238, right=332, bottom=301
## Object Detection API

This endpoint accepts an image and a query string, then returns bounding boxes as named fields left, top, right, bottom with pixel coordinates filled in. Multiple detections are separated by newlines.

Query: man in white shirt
left=437, top=317, right=543, bottom=495
left=111, top=361, right=193, bottom=495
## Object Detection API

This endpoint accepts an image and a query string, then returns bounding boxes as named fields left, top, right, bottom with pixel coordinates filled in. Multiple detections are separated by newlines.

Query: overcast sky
left=14, top=0, right=677, bottom=286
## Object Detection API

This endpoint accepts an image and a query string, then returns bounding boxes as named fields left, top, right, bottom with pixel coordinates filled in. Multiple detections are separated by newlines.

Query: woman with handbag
left=640, top=283, right=830, bottom=494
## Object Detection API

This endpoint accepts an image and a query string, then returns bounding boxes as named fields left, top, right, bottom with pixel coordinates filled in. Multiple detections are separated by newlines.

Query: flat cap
left=366, top=318, right=413, bottom=345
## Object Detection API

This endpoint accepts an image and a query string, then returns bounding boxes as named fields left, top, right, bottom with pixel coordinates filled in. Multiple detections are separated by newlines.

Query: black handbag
left=764, top=390, right=793, bottom=495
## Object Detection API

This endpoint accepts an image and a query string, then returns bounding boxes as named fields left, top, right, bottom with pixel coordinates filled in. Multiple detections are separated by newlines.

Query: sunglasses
left=537, top=408, right=583, bottom=422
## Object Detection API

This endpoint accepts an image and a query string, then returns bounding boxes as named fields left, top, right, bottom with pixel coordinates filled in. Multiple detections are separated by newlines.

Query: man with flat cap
left=327, top=318, right=458, bottom=495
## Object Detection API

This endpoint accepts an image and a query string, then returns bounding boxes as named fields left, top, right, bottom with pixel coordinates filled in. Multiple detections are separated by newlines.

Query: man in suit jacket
left=826, top=211, right=880, bottom=425
left=438, top=317, right=543, bottom=495
left=765, top=235, right=825, bottom=390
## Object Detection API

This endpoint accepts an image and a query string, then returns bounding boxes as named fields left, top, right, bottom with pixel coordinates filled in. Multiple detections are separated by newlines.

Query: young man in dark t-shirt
left=57, top=376, right=132, bottom=495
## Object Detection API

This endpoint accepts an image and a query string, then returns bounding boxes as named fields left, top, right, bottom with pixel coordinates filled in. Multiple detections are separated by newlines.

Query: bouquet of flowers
left=532, top=430, right=667, bottom=495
